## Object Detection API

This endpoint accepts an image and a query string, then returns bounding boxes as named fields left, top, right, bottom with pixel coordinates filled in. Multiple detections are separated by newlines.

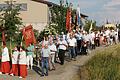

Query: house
left=0, top=0, right=88, bottom=32
left=0, top=0, right=56, bottom=32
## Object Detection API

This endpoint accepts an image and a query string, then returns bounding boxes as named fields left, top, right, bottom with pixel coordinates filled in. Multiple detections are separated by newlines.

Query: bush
left=82, top=45, right=120, bottom=80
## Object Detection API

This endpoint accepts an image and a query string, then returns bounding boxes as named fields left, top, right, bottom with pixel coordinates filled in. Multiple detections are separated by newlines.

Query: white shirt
left=83, top=34, right=89, bottom=42
left=12, top=51, right=19, bottom=64
left=105, top=30, right=110, bottom=37
left=114, top=31, right=118, bottom=40
left=41, top=48, right=50, bottom=57
left=43, top=40, right=49, bottom=45
left=62, top=34, right=66, bottom=40
left=19, top=51, right=27, bottom=65
left=95, top=33, right=99, bottom=37
left=49, top=44, right=57, bottom=54
left=91, top=32, right=95, bottom=39
left=2, top=47, right=10, bottom=62
left=58, top=40, right=67, bottom=50
left=67, top=33, right=70, bottom=40
left=68, top=38, right=77, bottom=47
left=75, top=33, right=82, bottom=40
left=103, top=32, right=106, bottom=37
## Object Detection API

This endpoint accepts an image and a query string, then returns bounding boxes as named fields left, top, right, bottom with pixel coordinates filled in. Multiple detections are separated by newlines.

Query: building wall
left=0, top=0, right=49, bottom=32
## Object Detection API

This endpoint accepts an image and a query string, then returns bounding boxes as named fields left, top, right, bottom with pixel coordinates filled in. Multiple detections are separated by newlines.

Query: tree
left=39, top=0, right=77, bottom=37
left=84, top=20, right=96, bottom=32
left=0, top=0, right=22, bottom=41
left=50, top=5, right=67, bottom=34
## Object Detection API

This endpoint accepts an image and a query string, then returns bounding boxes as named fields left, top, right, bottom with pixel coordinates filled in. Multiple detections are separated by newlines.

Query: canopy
left=104, top=24, right=116, bottom=28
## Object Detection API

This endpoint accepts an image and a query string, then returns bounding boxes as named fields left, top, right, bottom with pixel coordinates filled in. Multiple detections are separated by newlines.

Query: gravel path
left=0, top=47, right=103, bottom=80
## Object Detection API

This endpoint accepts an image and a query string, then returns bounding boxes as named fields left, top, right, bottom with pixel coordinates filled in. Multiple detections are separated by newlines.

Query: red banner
left=66, top=8, right=71, bottom=31
left=22, top=25, right=36, bottom=47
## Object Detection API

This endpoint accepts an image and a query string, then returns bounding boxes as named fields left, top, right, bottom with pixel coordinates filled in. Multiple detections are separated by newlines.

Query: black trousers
left=77, top=40, right=82, bottom=54
left=58, top=49, right=65, bottom=65
left=95, top=39, right=100, bottom=47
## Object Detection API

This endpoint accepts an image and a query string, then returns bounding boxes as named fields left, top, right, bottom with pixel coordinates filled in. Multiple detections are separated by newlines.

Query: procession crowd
left=0, top=27, right=120, bottom=78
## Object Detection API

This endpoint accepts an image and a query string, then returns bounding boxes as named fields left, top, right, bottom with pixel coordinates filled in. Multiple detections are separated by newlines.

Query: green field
left=80, top=45, right=120, bottom=80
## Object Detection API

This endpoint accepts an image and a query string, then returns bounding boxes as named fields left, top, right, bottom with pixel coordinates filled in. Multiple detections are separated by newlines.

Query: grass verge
left=80, top=45, right=120, bottom=80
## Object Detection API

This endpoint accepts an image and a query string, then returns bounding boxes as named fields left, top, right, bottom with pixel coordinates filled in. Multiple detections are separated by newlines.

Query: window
left=0, top=3, right=27, bottom=11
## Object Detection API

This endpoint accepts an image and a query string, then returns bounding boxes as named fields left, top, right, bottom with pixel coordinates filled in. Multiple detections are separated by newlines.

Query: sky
left=48, top=0, right=120, bottom=26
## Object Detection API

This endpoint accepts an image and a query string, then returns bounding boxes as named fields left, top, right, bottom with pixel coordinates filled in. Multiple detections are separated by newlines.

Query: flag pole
left=21, top=25, right=25, bottom=46
left=1, top=32, right=3, bottom=47
left=10, top=36, right=12, bottom=57
left=21, top=35, right=23, bottom=46
left=89, top=21, right=93, bottom=33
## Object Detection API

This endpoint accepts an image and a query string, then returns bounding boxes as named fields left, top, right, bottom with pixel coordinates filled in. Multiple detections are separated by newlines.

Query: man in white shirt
left=57, top=36, right=68, bottom=65
left=67, top=34, right=77, bottom=60
left=41, top=44, right=50, bottom=76
left=109, top=30, right=113, bottom=45
left=49, top=41, right=57, bottom=70
left=90, top=31, right=95, bottom=49
left=95, top=31, right=100, bottom=47
left=61, top=32, right=66, bottom=40
left=81, top=32, right=89, bottom=55
left=75, top=30, right=82, bottom=54
left=114, top=29, right=118, bottom=44
left=105, top=29, right=110, bottom=45
left=42, top=37, right=49, bottom=48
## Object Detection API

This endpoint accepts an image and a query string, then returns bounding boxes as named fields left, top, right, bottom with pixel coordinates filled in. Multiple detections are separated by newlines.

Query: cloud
left=103, top=0, right=120, bottom=11
left=104, top=0, right=120, bottom=7
left=49, top=0, right=120, bottom=25
left=89, top=10, right=120, bottom=25
left=78, top=0, right=100, bottom=9
left=84, top=0, right=120, bottom=25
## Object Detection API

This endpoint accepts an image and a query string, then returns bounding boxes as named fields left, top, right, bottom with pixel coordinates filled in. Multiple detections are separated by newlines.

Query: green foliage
left=83, top=45, right=120, bottom=80
left=39, top=1, right=69, bottom=38
left=0, top=1, right=22, bottom=41
left=38, top=24, right=57, bottom=41
left=84, top=20, right=96, bottom=32
left=50, top=5, right=67, bottom=34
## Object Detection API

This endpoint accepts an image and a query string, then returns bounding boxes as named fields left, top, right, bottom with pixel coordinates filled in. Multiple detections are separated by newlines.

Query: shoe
left=49, top=69, right=52, bottom=71
left=73, top=58, right=76, bottom=61
left=5, top=73, right=9, bottom=75
left=31, top=67, right=33, bottom=70
left=27, top=66, right=30, bottom=69
left=45, top=73, right=48, bottom=76
left=37, top=65, right=39, bottom=67
left=31, top=68, right=33, bottom=70
left=10, top=73, right=14, bottom=76
left=41, top=75, right=44, bottom=77
left=19, top=76, right=23, bottom=78
left=52, top=68, right=56, bottom=70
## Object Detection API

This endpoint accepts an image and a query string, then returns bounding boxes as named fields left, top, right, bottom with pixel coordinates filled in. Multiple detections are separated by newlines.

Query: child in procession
left=0, top=43, right=10, bottom=74
left=10, top=46, right=19, bottom=76
left=18, top=46, right=27, bottom=78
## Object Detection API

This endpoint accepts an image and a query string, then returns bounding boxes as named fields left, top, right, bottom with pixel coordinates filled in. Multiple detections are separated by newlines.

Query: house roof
left=32, top=0, right=88, bottom=18
left=80, top=13, right=88, bottom=18
left=31, top=0, right=58, bottom=7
